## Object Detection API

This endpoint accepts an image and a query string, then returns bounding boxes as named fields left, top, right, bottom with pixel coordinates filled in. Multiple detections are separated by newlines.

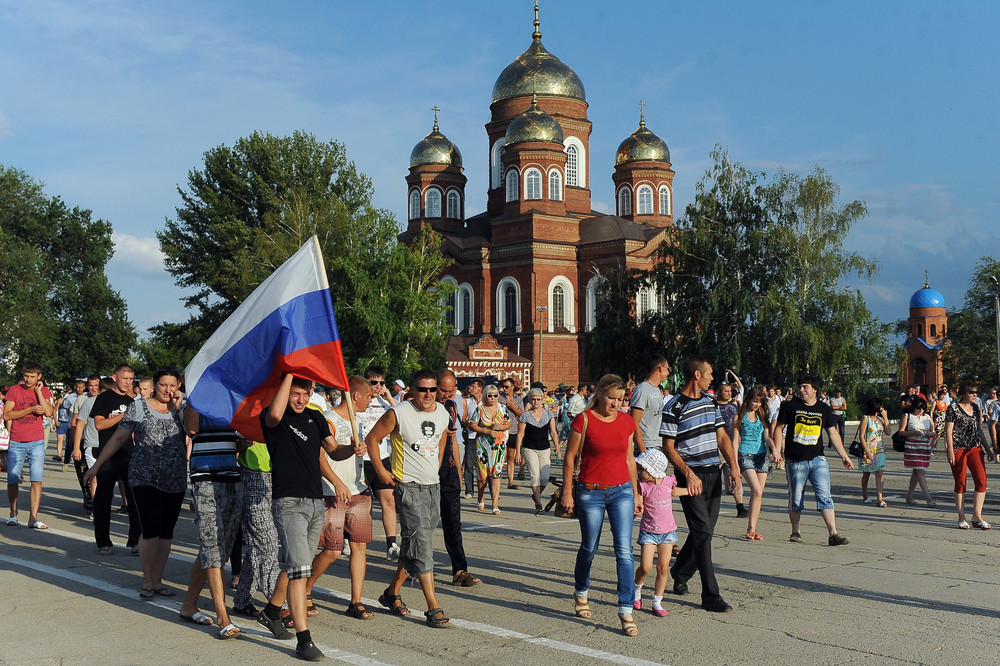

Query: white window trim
left=547, top=167, right=562, bottom=201
left=524, top=167, right=543, bottom=201
left=617, top=185, right=632, bottom=216
left=446, top=188, right=462, bottom=220
left=546, top=275, right=575, bottom=333
left=495, top=276, right=522, bottom=333
left=425, top=187, right=443, bottom=218
left=658, top=185, right=672, bottom=216
left=408, top=189, right=420, bottom=220
left=505, top=168, right=519, bottom=202
left=636, top=184, right=654, bottom=215
left=563, top=136, right=586, bottom=188
left=458, top=282, right=474, bottom=335
left=585, top=275, right=606, bottom=332
left=491, top=138, right=506, bottom=189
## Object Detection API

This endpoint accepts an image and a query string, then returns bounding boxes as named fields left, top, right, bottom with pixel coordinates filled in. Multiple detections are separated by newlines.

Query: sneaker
left=735, top=506, right=749, bottom=518
left=386, top=543, right=400, bottom=560
left=464, top=493, right=473, bottom=500
left=789, top=532, right=802, bottom=543
left=342, top=539, right=351, bottom=556
left=295, top=640, right=325, bottom=661
left=257, top=610, right=293, bottom=640
left=828, top=533, right=850, bottom=546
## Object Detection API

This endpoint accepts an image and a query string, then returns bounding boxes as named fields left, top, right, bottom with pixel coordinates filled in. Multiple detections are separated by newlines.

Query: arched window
left=637, top=185, right=653, bottom=215
left=552, top=286, right=565, bottom=328
left=460, top=286, right=473, bottom=334
left=549, top=170, right=562, bottom=201
left=585, top=275, right=606, bottom=331
left=546, top=276, right=575, bottom=333
left=525, top=168, right=542, bottom=200
left=659, top=185, right=671, bottom=216
left=408, top=190, right=420, bottom=220
left=566, top=145, right=579, bottom=186
left=446, top=190, right=461, bottom=219
left=505, top=170, right=519, bottom=202
left=918, top=324, right=923, bottom=337
left=491, top=139, right=506, bottom=189
left=496, top=277, right=521, bottom=333
left=618, top=187, right=632, bottom=216
left=638, top=286, right=651, bottom=317
left=425, top=189, right=442, bottom=218
left=930, top=324, right=937, bottom=337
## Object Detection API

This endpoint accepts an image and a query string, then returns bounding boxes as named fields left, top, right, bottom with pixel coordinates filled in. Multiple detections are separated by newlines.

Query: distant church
left=902, top=277, right=948, bottom=390
left=400, top=5, right=674, bottom=385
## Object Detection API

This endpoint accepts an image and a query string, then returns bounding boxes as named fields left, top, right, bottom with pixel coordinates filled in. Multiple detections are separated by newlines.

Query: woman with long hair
left=900, top=396, right=936, bottom=507
left=730, top=387, right=772, bottom=540
left=513, top=388, right=560, bottom=514
left=858, top=398, right=890, bottom=506
left=945, top=384, right=992, bottom=529
left=561, top=374, right=642, bottom=638
left=468, top=385, right=510, bottom=514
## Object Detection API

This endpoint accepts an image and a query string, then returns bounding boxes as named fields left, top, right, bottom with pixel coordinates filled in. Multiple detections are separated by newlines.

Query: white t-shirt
left=359, top=396, right=393, bottom=461
left=389, top=401, right=449, bottom=485
left=322, top=409, right=366, bottom=496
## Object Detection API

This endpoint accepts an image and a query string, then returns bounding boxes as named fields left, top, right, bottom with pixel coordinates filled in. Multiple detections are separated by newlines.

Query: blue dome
left=909, top=287, right=945, bottom=309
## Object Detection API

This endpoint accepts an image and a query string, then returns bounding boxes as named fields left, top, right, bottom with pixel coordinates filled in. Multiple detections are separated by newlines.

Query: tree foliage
left=940, top=257, right=1000, bottom=386
left=584, top=266, right=659, bottom=382
left=0, top=165, right=135, bottom=384
left=591, top=147, right=894, bottom=397
left=154, top=130, right=453, bottom=380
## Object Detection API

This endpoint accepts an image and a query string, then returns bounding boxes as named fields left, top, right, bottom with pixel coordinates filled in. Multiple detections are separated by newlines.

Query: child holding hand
left=633, top=449, right=688, bottom=616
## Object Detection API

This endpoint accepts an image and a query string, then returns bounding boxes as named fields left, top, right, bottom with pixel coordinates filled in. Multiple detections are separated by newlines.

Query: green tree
left=584, top=265, right=659, bottom=382
left=0, top=165, right=135, bottom=384
left=940, top=257, right=1000, bottom=385
left=155, top=131, right=453, bottom=379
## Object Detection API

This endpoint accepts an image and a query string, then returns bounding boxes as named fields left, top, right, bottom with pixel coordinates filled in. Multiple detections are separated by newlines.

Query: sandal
left=574, top=596, right=592, bottom=618
left=154, top=586, right=176, bottom=597
left=862, top=498, right=873, bottom=505
left=140, top=587, right=155, bottom=599
left=492, top=508, right=501, bottom=515
left=425, top=608, right=452, bottom=628
left=452, top=570, right=481, bottom=587
left=5, top=516, right=18, bottom=526
left=217, top=623, right=240, bottom=639
left=752, top=532, right=764, bottom=541
left=305, top=594, right=318, bottom=617
left=619, top=613, right=638, bottom=637
left=745, top=532, right=756, bottom=541
left=345, top=602, right=374, bottom=620
left=878, top=500, right=887, bottom=508
left=231, top=603, right=259, bottom=618
left=377, top=588, right=410, bottom=616
left=958, top=521, right=971, bottom=530
left=279, top=608, right=295, bottom=629
left=97, top=546, right=113, bottom=556
left=477, top=502, right=485, bottom=512
left=974, top=520, right=992, bottom=530
left=179, top=611, right=213, bottom=626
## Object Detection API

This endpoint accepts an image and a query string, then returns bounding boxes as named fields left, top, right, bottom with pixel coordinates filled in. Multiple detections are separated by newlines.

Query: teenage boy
left=4, top=362, right=54, bottom=528
left=366, top=369, right=453, bottom=628
left=255, top=374, right=364, bottom=661
left=358, top=365, right=400, bottom=560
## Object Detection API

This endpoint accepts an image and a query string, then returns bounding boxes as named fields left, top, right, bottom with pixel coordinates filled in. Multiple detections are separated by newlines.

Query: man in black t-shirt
left=771, top=376, right=854, bottom=546
left=255, top=373, right=364, bottom=662
left=89, top=364, right=140, bottom=553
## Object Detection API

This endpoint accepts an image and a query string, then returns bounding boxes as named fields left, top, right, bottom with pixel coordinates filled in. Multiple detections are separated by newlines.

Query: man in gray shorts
left=178, top=409, right=244, bottom=639
left=367, top=369, right=452, bottom=628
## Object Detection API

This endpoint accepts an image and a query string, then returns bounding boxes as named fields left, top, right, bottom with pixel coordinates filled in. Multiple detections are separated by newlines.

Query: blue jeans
left=6, top=440, right=45, bottom=484
left=574, top=481, right=635, bottom=613
left=785, top=455, right=835, bottom=512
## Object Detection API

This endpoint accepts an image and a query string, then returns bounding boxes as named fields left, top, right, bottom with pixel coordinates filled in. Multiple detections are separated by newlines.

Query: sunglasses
left=369, top=380, right=385, bottom=386
left=485, top=392, right=499, bottom=397
left=415, top=386, right=437, bottom=394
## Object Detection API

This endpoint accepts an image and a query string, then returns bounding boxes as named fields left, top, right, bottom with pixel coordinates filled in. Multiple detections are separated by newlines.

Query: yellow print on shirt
left=792, top=414, right=823, bottom=447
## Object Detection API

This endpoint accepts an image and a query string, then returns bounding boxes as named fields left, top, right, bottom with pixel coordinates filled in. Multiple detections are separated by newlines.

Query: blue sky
left=1, top=0, right=997, bottom=335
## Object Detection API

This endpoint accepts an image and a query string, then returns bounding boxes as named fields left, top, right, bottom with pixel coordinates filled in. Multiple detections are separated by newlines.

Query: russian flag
left=184, top=236, right=349, bottom=441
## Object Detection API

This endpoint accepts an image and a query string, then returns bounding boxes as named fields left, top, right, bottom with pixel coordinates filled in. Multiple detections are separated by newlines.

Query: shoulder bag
left=554, top=411, right=588, bottom=519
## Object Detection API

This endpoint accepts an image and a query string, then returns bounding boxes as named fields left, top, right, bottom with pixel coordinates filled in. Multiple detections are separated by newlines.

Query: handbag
left=555, top=412, right=588, bottom=519
left=891, top=415, right=907, bottom=453
left=848, top=420, right=865, bottom=458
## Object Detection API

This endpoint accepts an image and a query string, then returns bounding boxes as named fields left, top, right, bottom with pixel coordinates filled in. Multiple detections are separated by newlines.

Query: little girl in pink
left=633, top=448, right=688, bottom=616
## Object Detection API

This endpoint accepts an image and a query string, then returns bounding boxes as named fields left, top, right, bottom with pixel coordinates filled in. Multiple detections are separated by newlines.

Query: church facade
left=400, top=7, right=675, bottom=385
left=902, top=279, right=948, bottom=390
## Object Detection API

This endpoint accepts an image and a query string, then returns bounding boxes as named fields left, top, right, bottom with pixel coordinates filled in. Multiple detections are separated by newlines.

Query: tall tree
left=940, top=257, right=1000, bottom=385
left=155, top=130, right=453, bottom=378
left=0, top=165, right=135, bottom=383
left=584, top=266, right=659, bottom=382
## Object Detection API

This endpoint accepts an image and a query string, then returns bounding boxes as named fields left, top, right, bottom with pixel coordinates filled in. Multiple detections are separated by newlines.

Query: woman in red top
left=561, top=374, right=642, bottom=637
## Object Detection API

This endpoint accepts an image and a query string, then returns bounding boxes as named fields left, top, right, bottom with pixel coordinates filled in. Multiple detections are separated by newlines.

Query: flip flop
left=217, top=623, right=240, bottom=639
left=180, top=611, right=214, bottom=626
left=28, top=521, right=48, bottom=530
left=154, top=586, right=176, bottom=597
left=140, top=588, right=156, bottom=599
left=958, top=521, right=971, bottom=530
left=5, top=517, right=18, bottom=526
left=974, top=520, right=992, bottom=530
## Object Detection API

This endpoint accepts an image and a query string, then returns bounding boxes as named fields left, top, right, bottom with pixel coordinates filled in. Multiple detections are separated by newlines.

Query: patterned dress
left=902, top=413, right=932, bottom=469
left=932, top=399, right=948, bottom=437
left=474, top=404, right=510, bottom=480
left=859, top=416, right=886, bottom=472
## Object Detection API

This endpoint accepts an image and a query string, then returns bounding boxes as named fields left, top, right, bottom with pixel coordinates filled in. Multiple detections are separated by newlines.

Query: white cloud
left=110, top=232, right=166, bottom=274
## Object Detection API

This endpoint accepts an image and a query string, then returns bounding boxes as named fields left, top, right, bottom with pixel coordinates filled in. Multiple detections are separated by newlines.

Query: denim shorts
left=638, top=529, right=678, bottom=546
left=6, top=440, right=45, bottom=484
left=785, top=455, right=835, bottom=512
left=739, top=451, right=772, bottom=474
left=56, top=420, right=72, bottom=436
left=272, top=496, right=325, bottom=580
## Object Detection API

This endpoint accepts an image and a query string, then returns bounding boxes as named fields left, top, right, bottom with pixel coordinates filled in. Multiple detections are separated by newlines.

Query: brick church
left=400, top=5, right=675, bottom=386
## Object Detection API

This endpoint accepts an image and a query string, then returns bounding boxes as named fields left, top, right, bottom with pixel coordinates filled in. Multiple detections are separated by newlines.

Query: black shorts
left=364, top=458, right=394, bottom=492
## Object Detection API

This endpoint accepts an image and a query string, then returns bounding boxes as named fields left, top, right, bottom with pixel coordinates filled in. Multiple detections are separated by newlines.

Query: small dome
left=504, top=95, right=564, bottom=146
left=492, top=8, right=585, bottom=103
left=409, top=122, right=462, bottom=168
left=616, top=116, right=670, bottom=165
left=910, top=284, right=945, bottom=309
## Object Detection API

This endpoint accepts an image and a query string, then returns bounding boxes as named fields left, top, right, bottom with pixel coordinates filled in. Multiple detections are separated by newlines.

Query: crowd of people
left=3, top=357, right=1000, bottom=658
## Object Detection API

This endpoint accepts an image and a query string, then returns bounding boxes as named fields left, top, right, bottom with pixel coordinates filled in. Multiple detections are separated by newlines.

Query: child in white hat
left=633, top=448, right=689, bottom=616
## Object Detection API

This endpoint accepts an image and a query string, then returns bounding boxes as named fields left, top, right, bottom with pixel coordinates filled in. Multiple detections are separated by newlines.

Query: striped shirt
left=660, top=393, right=724, bottom=467
left=190, top=415, right=240, bottom=482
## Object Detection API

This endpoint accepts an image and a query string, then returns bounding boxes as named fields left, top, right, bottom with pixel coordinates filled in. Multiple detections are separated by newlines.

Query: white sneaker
left=342, top=539, right=351, bottom=556
left=386, top=543, right=400, bottom=560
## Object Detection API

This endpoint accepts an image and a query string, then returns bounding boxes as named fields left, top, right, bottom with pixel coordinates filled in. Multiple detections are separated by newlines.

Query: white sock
left=634, top=585, right=643, bottom=602
left=652, top=595, right=664, bottom=611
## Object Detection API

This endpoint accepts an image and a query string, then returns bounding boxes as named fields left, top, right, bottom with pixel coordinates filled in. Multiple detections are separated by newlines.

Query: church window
left=566, top=145, right=579, bottom=186
left=930, top=324, right=936, bottom=337
left=496, top=277, right=521, bottom=333
left=525, top=168, right=542, bottom=200
left=618, top=187, right=632, bottom=216
left=547, top=276, right=575, bottom=333
left=446, top=190, right=461, bottom=219
left=549, top=170, right=562, bottom=201
left=426, top=189, right=441, bottom=218
left=491, top=139, right=506, bottom=189
left=552, top=285, right=565, bottom=329
left=659, top=185, right=671, bottom=216
left=506, top=170, right=519, bottom=202
left=460, top=285, right=473, bottom=334
left=585, top=275, right=606, bottom=332
left=918, top=324, right=923, bottom=337
left=408, top=190, right=420, bottom=220
left=637, top=185, right=653, bottom=215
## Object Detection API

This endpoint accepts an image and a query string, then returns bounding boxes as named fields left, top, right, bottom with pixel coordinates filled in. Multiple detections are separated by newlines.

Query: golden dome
left=616, top=110, right=670, bottom=165
left=492, top=6, right=586, bottom=103
left=505, top=95, right=564, bottom=146
left=409, top=114, right=462, bottom=168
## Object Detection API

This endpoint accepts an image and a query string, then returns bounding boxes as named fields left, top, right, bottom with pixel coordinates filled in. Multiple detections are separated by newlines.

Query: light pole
left=990, top=276, right=1000, bottom=390
left=536, top=305, right=547, bottom=385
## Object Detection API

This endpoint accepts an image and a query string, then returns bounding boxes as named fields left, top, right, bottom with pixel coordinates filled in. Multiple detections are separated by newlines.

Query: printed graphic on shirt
left=413, top=421, right=440, bottom=457
left=792, top=414, right=823, bottom=447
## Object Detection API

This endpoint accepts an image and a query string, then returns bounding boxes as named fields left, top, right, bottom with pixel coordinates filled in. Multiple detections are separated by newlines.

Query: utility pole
left=536, top=305, right=547, bottom=385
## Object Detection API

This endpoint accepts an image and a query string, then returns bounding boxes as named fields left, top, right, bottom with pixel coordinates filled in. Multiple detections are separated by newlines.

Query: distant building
left=400, top=5, right=674, bottom=385
left=902, top=279, right=948, bottom=390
